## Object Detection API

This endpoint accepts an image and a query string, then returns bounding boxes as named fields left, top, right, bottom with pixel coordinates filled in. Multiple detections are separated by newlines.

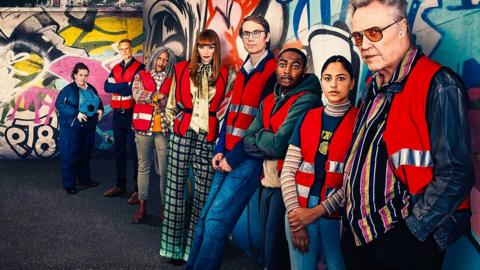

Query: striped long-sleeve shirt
left=280, top=102, right=350, bottom=214
left=342, top=46, right=420, bottom=246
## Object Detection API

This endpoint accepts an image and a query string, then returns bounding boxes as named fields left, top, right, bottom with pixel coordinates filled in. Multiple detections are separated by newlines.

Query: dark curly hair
left=71, top=62, right=89, bottom=80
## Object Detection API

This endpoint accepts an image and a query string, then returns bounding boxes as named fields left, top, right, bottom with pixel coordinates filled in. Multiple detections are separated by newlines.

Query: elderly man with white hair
left=298, top=1, right=474, bottom=269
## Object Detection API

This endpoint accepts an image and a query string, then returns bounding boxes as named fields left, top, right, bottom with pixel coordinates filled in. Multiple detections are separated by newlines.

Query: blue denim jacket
left=405, top=67, right=474, bottom=250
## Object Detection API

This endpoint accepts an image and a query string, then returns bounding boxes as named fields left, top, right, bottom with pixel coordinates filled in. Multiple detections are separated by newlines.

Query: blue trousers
left=186, top=158, right=262, bottom=270
left=259, top=187, right=291, bottom=270
left=285, top=196, right=345, bottom=270
left=59, top=121, right=96, bottom=188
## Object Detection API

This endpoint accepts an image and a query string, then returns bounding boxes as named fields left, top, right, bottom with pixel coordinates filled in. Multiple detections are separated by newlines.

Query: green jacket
left=244, top=73, right=322, bottom=159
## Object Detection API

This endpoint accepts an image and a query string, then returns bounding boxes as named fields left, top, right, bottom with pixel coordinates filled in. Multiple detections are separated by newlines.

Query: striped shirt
left=280, top=101, right=351, bottom=213
left=342, top=46, right=419, bottom=246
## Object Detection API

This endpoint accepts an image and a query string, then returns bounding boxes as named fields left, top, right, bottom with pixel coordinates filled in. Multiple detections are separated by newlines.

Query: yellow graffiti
left=12, top=53, right=44, bottom=76
left=59, top=15, right=143, bottom=56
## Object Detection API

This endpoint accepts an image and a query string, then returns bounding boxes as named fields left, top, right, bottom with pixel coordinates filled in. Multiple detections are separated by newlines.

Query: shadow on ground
left=0, top=157, right=261, bottom=270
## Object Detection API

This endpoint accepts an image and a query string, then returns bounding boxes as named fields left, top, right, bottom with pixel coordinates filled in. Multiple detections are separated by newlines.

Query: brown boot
left=127, top=192, right=139, bottom=205
left=103, top=186, right=125, bottom=197
left=132, top=200, right=147, bottom=224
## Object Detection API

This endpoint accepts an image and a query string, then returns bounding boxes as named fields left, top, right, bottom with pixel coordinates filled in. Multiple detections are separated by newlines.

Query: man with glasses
left=308, top=1, right=473, bottom=269
left=186, top=16, right=277, bottom=270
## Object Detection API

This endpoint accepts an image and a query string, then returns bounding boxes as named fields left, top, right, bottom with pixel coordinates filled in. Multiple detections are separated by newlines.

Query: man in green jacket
left=244, top=48, right=322, bottom=269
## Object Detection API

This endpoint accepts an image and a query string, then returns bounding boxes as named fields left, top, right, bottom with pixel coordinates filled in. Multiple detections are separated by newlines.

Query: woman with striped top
left=280, top=55, right=358, bottom=270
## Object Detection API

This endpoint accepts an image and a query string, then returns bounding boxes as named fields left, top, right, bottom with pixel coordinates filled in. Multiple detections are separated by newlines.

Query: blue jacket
left=55, top=82, right=104, bottom=128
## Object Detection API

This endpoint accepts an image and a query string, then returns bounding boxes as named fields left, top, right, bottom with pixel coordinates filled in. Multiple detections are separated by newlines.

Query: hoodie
left=244, top=73, right=322, bottom=159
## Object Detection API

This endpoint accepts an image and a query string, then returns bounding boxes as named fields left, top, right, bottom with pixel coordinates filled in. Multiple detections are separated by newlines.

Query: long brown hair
left=189, top=29, right=221, bottom=86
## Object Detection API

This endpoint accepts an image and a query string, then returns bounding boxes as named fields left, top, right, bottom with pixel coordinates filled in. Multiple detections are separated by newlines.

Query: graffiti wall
left=143, top=0, right=480, bottom=266
left=0, top=7, right=143, bottom=159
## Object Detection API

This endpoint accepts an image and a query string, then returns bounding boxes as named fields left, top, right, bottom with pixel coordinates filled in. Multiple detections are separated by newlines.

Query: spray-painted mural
left=143, top=0, right=480, bottom=267
left=0, top=7, right=143, bottom=159
left=0, top=0, right=478, bottom=265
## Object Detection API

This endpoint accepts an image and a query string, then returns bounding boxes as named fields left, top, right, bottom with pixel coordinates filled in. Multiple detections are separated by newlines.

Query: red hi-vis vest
left=110, top=59, right=143, bottom=109
left=262, top=91, right=308, bottom=172
left=132, top=70, right=173, bottom=131
left=172, top=61, right=228, bottom=142
left=295, top=107, right=359, bottom=209
left=384, top=56, right=469, bottom=209
left=225, top=58, right=277, bottom=151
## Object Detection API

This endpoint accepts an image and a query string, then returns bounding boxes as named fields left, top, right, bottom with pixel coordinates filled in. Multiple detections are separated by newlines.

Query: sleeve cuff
left=286, top=204, right=301, bottom=214
left=405, top=215, right=433, bottom=242
left=225, top=151, right=241, bottom=168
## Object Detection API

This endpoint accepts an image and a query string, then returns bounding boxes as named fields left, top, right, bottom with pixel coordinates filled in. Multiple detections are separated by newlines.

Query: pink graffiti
left=9, top=86, right=57, bottom=125
left=48, top=55, right=112, bottom=106
left=9, top=56, right=114, bottom=125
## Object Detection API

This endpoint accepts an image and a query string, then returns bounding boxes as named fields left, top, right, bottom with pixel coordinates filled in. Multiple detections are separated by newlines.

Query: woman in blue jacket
left=55, top=63, right=104, bottom=194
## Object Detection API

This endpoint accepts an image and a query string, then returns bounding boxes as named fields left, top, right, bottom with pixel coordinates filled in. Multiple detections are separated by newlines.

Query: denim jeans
left=285, top=196, right=345, bottom=270
left=113, top=109, right=138, bottom=190
left=186, top=158, right=262, bottom=270
left=259, top=187, right=290, bottom=270
left=135, top=133, right=168, bottom=202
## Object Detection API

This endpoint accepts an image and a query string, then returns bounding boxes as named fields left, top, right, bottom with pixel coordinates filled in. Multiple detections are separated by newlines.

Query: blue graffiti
left=422, top=0, right=480, bottom=74
left=290, top=0, right=349, bottom=38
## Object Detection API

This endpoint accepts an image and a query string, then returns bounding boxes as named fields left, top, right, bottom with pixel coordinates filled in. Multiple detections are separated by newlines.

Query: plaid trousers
left=160, top=129, right=215, bottom=261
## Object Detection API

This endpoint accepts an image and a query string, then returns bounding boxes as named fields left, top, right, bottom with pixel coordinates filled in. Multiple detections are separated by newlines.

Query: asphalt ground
left=0, top=157, right=262, bottom=270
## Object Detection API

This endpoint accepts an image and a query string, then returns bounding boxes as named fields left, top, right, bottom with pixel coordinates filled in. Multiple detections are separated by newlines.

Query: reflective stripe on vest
left=298, top=161, right=314, bottom=174
left=224, top=57, right=277, bottom=151
left=133, top=112, right=152, bottom=121
left=326, top=160, right=345, bottom=174
left=295, top=107, right=359, bottom=210
left=172, top=61, right=227, bottom=142
left=226, top=125, right=247, bottom=137
left=297, top=184, right=310, bottom=198
left=110, top=60, right=143, bottom=109
left=112, top=95, right=133, bottom=101
left=262, top=91, right=308, bottom=172
left=229, top=104, right=258, bottom=116
left=390, top=148, right=433, bottom=170
left=384, top=56, right=469, bottom=209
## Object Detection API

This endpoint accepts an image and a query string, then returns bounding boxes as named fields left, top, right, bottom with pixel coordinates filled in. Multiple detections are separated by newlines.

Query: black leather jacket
left=403, top=63, right=474, bottom=250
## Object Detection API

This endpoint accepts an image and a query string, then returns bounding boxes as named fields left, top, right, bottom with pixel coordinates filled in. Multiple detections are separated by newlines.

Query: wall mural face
left=143, top=0, right=479, bottom=157
left=144, top=0, right=480, bottom=250
left=0, top=0, right=478, bottom=260
left=0, top=7, right=143, bottom=159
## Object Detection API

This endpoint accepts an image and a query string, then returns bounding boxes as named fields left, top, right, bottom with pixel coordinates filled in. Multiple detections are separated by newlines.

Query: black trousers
left=341, top=220, right=445, bottom=270
left=112, top=109, right=138, bottom=191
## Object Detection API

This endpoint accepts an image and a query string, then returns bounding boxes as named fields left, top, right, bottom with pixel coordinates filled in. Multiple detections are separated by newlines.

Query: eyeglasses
left=349, top=18, right=403, bottom=46
left=240, top=30, right=265, bottom=39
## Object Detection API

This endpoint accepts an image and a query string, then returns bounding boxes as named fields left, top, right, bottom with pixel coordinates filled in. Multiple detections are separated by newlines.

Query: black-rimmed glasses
left=240, top=30, right=265, bottom=39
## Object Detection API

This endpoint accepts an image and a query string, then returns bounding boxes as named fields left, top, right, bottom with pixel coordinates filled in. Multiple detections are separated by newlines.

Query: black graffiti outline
left=5, top=116, right=58, bottom=159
